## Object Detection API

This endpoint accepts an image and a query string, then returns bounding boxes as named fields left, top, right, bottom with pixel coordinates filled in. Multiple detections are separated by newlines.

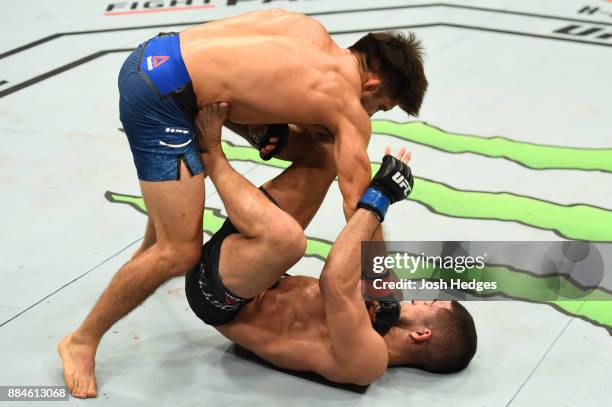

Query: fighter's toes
left=71, top=380, right=84, bottom=398
left=261, top=143, right=276, bottom=155
left=216, top=103, right=229, bottom=119
left=87, top=382, right=98, bottom=398
left=72, top=374, right=97, bottom=399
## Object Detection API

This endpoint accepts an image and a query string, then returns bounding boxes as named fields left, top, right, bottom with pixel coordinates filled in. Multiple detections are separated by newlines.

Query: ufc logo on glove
left=392, top=172, right=411, bottom=195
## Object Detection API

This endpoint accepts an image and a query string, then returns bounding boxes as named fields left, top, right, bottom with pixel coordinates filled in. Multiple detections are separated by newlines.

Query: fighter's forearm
left=371, top=224, right=384, bottom=242
left=334, top=129, right=371, bottom=223
left=361, top=222, right=404, bottom=301
left=339, top=164, right=371, bottom=222
left=320, top=209, right=380, bottom=295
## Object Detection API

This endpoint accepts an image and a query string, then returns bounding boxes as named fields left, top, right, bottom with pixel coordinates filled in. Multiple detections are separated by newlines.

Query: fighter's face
left=358, top=72, right=398, bottom=117
left=399, top=300, right=452, bottom=326
left=361, top=92, right=397, bottom=117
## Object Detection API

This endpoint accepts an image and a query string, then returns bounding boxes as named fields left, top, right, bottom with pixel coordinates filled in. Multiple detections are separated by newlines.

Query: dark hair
left=419, top=301, right=477, bottom=373
left=349, top=31, right=428, bottom=116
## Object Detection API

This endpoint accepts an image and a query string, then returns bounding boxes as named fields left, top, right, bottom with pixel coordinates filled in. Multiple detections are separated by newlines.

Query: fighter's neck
left=350, top=51, right=368, bottom=84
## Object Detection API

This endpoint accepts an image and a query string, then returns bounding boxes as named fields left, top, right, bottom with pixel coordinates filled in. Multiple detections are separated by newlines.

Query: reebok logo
left=146, top=55, right=169, bottom=71
left=392, top=172, right=411, bottom=195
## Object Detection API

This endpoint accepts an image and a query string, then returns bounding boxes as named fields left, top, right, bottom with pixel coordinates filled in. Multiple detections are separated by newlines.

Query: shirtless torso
left=180, top=9, right=362, bottom=126
left=181, top=9, right=375, bottom=215
left=218, top=276, right=348, bottom=382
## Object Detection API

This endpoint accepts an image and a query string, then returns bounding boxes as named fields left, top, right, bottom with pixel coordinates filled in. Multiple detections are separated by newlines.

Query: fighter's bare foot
left=194, top=102, right=229, bottom=155
left=58, top=333, right=98, bottom=399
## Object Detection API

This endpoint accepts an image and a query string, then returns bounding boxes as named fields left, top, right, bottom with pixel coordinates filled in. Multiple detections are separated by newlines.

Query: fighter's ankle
left=71, top=330, right=101, bottom=347
left=204, top=149, right=228, bottom=171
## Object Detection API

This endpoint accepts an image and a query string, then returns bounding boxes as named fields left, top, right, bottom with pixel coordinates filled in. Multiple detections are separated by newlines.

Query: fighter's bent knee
left=268, top=215, right=307, bottom=262
left=157, top=243, right=201, bottom=277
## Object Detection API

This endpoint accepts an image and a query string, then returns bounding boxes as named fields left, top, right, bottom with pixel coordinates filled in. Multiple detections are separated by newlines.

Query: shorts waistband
left=138, top=32, right=198, bottom=120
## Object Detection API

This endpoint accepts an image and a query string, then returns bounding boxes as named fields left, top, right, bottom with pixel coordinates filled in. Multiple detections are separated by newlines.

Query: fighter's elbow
left=351, top=371, right=384, bottom=386
left=348, top=357, right=388, bottom=385
left=333, top=362, right=386, bottom=386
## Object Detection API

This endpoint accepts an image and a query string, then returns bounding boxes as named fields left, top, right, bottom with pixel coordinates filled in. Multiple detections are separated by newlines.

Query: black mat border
left=1, top=2, right=611, bottom=60
left=2, top=21, right=612, bottom=99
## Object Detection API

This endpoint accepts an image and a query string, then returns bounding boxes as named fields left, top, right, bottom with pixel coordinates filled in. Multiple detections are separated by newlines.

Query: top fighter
left=59, top=8, right=427, bottom=398
left=184, top=104, right=476, bottom=385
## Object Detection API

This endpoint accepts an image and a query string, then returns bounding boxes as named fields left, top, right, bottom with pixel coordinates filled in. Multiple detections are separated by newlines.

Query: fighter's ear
left=409, top=328, right=432, bottom=343
left=363, top=72, right=382, bottom=93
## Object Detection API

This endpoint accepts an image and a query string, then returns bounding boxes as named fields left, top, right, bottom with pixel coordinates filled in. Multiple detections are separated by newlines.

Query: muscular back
left=180, top=9, right=361, bottom=126
left=217, top=276, right=343, bottom=380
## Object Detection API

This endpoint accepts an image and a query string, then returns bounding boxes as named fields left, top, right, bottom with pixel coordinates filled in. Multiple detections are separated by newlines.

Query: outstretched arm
left=331, top=107, right=394, bottom=247
left=318, top=208, right=388, bottom=385
left=318, top=149, right=413, bottom=385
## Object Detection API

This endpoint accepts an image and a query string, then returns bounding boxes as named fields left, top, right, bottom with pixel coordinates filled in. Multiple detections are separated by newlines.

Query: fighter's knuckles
left=375, top=154, right=413, bottom=201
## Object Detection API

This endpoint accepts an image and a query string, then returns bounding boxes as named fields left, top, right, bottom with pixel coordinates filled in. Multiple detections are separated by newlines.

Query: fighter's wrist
left=201, top=144, right=223, bottom=155
left=357, top=187, right=389, bottom=222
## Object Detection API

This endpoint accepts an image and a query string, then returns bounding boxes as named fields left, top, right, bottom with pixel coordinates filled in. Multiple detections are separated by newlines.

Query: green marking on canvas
left=106, top=190, right=612, bottom=332
left=221, top=142, right=612, bottom=242
left=392, top=263, right=612, bottom=330
left=106, top=191, right=329, bottom=258
left=371, top=120, right=612, bottom=173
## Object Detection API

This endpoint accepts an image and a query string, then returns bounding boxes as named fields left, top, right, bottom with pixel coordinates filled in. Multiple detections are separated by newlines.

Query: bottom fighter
left=187, top=104, right=477, bottom=385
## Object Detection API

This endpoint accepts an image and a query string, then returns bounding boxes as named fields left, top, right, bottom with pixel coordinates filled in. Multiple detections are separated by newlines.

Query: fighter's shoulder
left=266, top=8, right=324, bottom=25
left=310, top=65, right=360, bottom=109
left=259, top=8, right=323, bottom=29
left=319, top=92, right=370, bottom=136
left=321, top=58, right=364, bottom=110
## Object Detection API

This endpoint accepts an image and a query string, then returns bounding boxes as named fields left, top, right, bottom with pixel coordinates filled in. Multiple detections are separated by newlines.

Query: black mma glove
left=357, top=154, right=414, bottom=222
left=247, top=124, right=290, bottom=161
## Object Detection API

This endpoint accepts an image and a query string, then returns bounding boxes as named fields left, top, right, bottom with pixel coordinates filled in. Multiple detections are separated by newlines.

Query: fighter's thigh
left=217, top=233, right=300, bottom=298
left=263, top=141, right=336, bottom=229
left=140, top=160, right=205, bottom=248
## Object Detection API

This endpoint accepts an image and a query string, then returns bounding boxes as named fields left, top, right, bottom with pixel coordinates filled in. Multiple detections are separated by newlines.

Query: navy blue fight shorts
left=118, top=32, right=203, bottom=181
